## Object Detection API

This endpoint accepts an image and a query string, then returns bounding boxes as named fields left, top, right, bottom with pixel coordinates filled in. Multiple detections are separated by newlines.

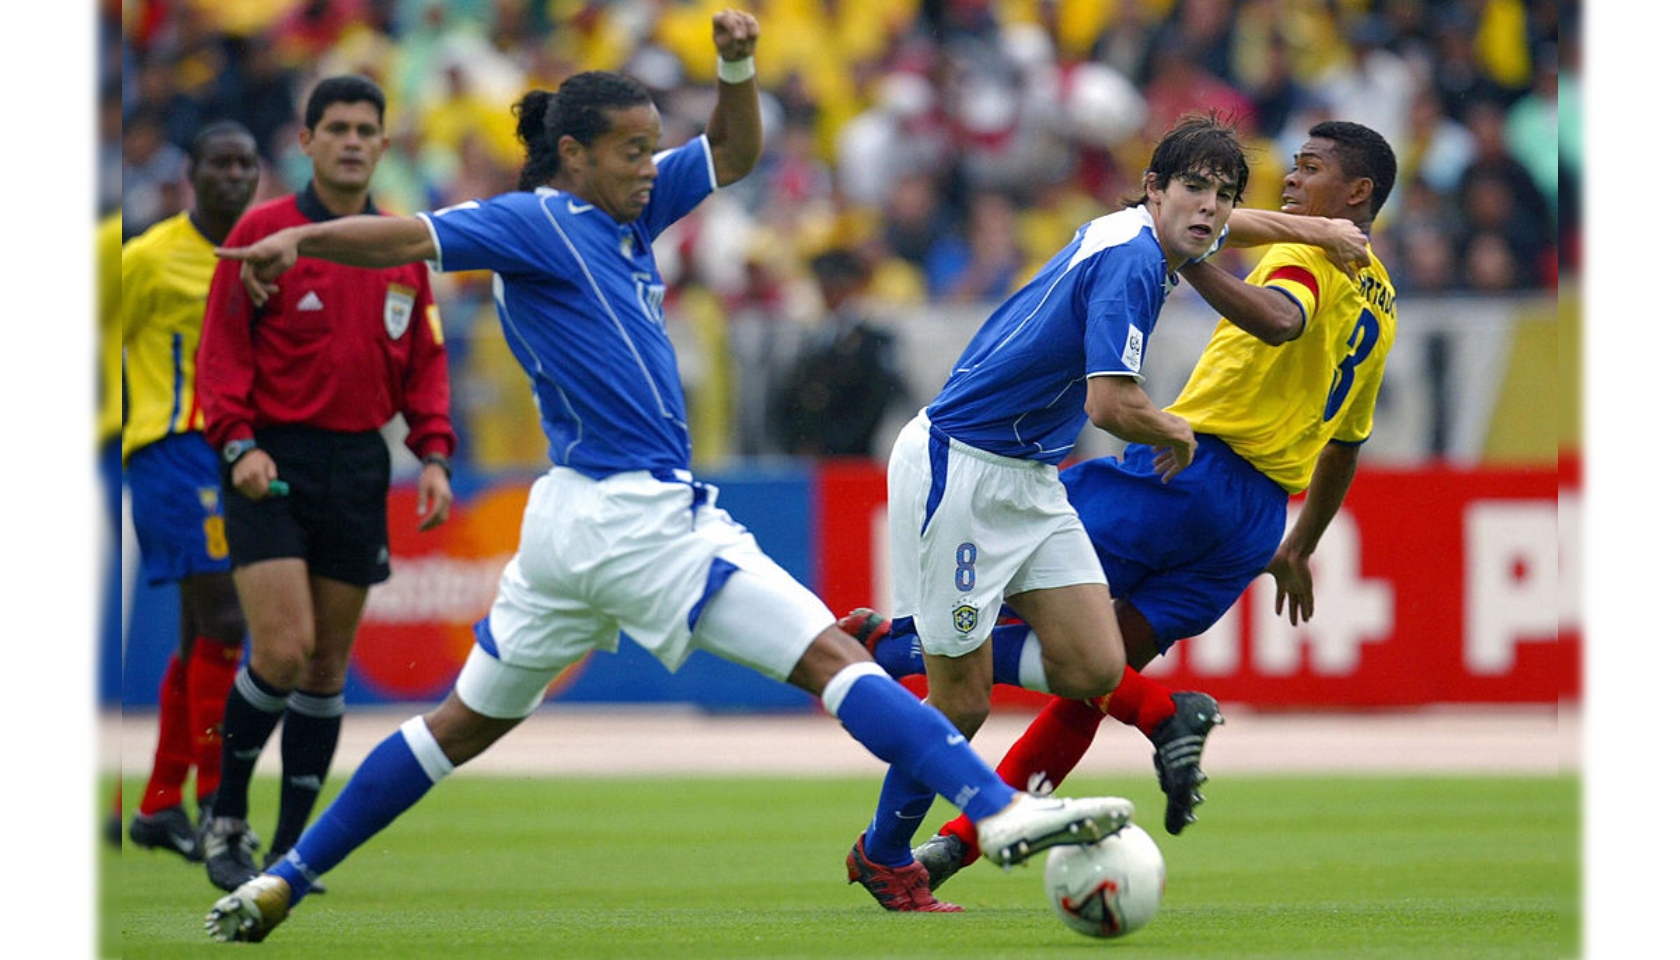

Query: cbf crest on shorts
left=952, top=601, right=979, bottom=635
left=384, top=283, right=417, bottom=339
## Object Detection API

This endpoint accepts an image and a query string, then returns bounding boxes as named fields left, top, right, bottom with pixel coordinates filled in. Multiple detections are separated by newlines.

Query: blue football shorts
left=125, top=432, right=232, bottom=585
left=1059, top=435, right=1288, bottom=651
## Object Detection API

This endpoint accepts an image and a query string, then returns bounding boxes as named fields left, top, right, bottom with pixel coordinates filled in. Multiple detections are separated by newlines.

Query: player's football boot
left=128, top=805, right=204, bottom=862
left=845, top=834, right=964, bottom=912
left=205, top=873, right=291, bottom=943
left=203, top=816, right=263, bottom=892
left=975, top=794, right=1133, bottom=867
left=1149, top=691, right=1224, bottom=835
left=911, top=831, right=977, bottom=892
left=836, top=608, right=891, bottom=658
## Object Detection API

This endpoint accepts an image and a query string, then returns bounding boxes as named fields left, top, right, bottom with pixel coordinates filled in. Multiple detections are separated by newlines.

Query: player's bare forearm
left=1280, top=443, right=1360, bottom=559
left=1086, top=375, right=1196, bottom=480
left=708, top=9, right=763, bottom=186
left=1226, top=209, right=1368, bottom=279
left=290, top=216, right=437, bottom=268
left=1181, top=259, right=1303, bottom=345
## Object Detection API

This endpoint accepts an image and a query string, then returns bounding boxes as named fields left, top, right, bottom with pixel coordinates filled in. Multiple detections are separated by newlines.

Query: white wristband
left=717, top=55, right=755, bottom=84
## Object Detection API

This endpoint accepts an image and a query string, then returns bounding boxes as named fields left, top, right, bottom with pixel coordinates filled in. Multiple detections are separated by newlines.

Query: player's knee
left=1048, top=653, right=1124, bottom=701
left=928, top=691, right=991, bottom=738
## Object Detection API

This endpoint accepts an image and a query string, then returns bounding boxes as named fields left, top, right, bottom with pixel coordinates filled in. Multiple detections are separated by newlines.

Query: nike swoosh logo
left=567, top=200, right=593, bottom=214
left=946, top=733, right=965, bottom=745
left=172, top=835, right=197, bottom=854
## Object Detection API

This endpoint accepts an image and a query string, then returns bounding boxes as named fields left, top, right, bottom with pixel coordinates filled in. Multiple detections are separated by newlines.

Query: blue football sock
left=826, top=665, right=1016, bottom=861
left=269, top=717, right=452, bottom=907
left=990, top=621, right=1036, bottom=688
left=872, top=617, right=926, bottom=679
left=863, top=765, right=936, bottom=866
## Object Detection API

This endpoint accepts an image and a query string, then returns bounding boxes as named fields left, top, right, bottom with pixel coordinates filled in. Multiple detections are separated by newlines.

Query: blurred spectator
left=1144, top=0, right=1240, bottom=86
left=1461, top=230, right=1527, bottom=293
left=771, top=249, right=906, bottom=458
left=1400, top=86, right=1475, bottom=200
left=1393, top=221, right=1459, bottom=296
left=1553, top=8, right=1581, bottom=275
left=1457, top=96, right=1554, bottom=287
left=1139, top=27, right=1255, bottom=143
left=1427, top=7, right=1514, bottom=121
left=121, top=107, right=188, bottom=237
left=881, top=170, right=961, bottom=271
left=1240, top=29, right=1315, bottom=141
left=220, top=37, right=302, bottom=165
left=835, top=70, right=946, bottom=209
left=924, top=190, right=1025, bottom=304
left=1504, top=44, right=1561, bottom=232
left=1310, top=15, right=1416, bottom=161
left=98, top=76, right=125, bottom=218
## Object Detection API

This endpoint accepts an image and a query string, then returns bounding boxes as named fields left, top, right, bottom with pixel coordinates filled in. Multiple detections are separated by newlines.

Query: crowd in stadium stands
left=105, top=0, right=1576, bottom=466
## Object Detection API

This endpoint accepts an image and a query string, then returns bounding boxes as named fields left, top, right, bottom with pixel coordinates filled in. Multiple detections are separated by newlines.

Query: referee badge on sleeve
left=384, top=283, right=417, bottom=339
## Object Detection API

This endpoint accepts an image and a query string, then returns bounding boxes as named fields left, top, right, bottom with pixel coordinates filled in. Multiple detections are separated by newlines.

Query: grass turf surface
left=102, top=772, right=1578, bottom=959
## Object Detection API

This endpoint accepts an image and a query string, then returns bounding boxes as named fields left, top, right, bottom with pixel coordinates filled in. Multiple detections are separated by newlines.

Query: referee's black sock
left=270, top=689, right=345, bottom=858
left=210, top=665, right=289, bottom=822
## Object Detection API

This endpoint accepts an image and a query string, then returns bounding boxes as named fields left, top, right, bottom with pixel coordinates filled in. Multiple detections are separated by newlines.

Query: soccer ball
left=1042, top=825, right=1166, bottom=938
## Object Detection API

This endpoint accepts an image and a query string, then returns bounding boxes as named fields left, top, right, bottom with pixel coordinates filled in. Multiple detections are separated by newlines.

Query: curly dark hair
left=513, top=71, right=654, bottom=191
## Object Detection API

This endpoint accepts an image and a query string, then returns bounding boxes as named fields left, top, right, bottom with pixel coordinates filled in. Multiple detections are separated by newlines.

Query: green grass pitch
left=102, top=772, right=1578, bottom=959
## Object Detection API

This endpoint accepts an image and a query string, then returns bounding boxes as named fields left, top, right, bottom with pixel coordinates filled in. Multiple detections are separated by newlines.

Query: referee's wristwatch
left=222, top=438, right=258, bottom=467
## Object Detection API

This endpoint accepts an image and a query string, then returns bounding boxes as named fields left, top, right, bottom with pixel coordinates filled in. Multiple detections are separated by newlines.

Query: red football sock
left=187, top=639, right=243, bottom=805
left=938, top=696, right=1106, bottom=866
left=1092, top=666, right=1178, bottom=736
left=138, top=654, right=192, bottom=815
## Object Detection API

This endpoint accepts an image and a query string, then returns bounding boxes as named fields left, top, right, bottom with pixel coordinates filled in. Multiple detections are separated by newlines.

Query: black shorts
left=223, top=425, right=392, bottom=586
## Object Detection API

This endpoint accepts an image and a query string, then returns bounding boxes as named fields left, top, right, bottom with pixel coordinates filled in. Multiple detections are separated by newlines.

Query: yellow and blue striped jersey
left=1167, top=241, right=1396, bottom=494
left=120, top=212, right=220, bottom=462
left=98, top=212, right=124, bottom=447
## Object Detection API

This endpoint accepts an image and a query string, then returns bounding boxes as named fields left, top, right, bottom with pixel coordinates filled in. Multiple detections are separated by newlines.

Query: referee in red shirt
left=195, top=75, right=457, bottom=893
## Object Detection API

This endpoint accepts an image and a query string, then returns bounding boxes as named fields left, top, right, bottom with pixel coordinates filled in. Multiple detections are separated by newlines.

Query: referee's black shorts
left=223, top=425, right=392, bottom=586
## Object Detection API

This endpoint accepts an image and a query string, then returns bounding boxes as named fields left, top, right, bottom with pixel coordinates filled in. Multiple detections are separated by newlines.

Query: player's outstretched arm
left=1226, top=209, right=1368, bottom=280
left=707, top=8, right=763, bottom=186
left=1180, top=258, right=1305, bottom=345
left=217, top=215, right=438, bottom=305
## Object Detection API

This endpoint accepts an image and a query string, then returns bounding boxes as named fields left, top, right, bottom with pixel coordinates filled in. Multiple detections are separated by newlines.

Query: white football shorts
left=456, top=466, right=837, bottom=719
left=887, top=411, right=1106, bottom=660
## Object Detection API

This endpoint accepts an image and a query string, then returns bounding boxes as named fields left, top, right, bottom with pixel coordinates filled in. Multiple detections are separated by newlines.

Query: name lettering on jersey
left=633, top=271, right=666, bottom=327
left=384, top=283, right=417, bottom=339
left=1123, top=323, right=1145, bottom=371
left=1359, top=273, right=1396, bottom=315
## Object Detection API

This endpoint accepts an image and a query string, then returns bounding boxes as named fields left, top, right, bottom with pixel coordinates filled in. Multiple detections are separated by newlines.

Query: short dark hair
left=187, top=120, right=256, bottom=165
left=513, top=71, right=654, bottom=191
left=303, top=75, right=386, bottom=131
left=1307, top=120, right=1397, bottom=218
left=1144, top=113, right=1250, bottom=205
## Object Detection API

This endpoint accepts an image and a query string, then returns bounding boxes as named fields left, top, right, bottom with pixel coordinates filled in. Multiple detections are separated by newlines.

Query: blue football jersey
left=926, top=205, right=1182, bottom=464
left=420, top=135, right=718, bottom=478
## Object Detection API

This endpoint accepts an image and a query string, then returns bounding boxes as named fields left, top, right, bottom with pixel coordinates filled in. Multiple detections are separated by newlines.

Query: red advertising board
left=815, top=458, right=1578, bottom=709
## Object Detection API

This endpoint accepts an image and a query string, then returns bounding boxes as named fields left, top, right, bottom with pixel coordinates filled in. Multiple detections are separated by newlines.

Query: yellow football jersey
left=120, top=212, right=220, bottom=462
left=98, top=212, right=123, bottom=447
left=1168, top=241, right=1397, bottom=494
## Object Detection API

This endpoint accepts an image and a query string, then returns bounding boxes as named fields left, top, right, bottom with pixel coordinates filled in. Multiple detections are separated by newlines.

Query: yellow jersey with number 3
left=1166, top=241, right=1397, bottom=494
left=120, top=212, right=219, bottom=463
